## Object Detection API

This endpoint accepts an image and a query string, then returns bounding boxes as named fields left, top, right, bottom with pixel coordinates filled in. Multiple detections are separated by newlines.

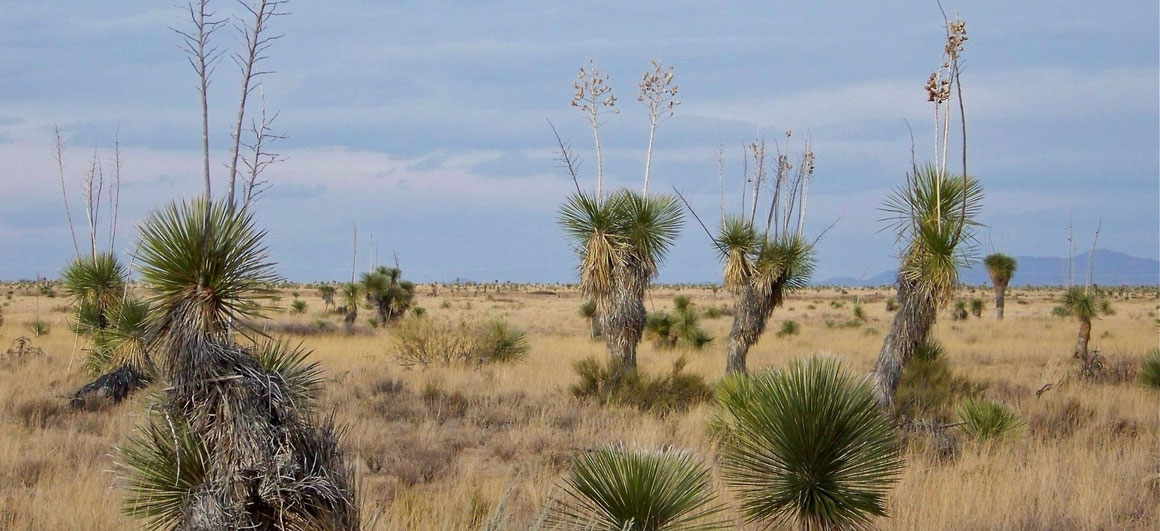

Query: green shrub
left=546, top=443, right=727, bottom=530
left=570, top=356, right=712, bottom=415
left=1139, top=349, right=1160, bottom=390
left=775, top=320, right=799, bottom=337
left=392, top=317, right=528, bottom=367
left=644, top=297, right=712, bottom=350
left=290, top=299, right=307, bottom=313
left=702, top=306, right=723, bottom=319
left=957, top=399, right=1024, bottom=442
left=852, top=301, right=866, bottom=321
left=895, top=340, right=985, bottom=421
left=28, top=320, right=50, bottom=336
left=716, top=357, right=902, bottom=529
left=477, top=319, right=529, bottom=363
left=969, top=298, right=984, bottom=317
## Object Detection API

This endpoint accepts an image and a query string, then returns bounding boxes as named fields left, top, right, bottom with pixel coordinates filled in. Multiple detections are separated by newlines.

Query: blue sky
left=1, top=1, right=1156, bottom=283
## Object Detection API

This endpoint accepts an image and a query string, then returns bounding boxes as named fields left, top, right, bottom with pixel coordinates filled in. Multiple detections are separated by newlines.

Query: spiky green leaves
left=559, top=190, right=684, bottom=298
left=119, top=412, right=211, bottom=531
left=136, top=199, right=278, bottom=338
left=1059, top=286, right=1107, bottom=321
left=86, top=298, right=152, bottom=375
left=717, top=357, right=902, bottom=530
left=62, top=253, right=127, bottom=309
left=715, top=216, right=815, bottom=295
left=957, top=399, right=1024, bottom=442
left=1139, top=349, right=1160, bottom=390
left=251, top=340, right=324, bottom=409
left=883, top=164, right=982, bottom=305
left=547, top=443, right=727, bottom=530
left=983, top=253, right=1017, bottom=285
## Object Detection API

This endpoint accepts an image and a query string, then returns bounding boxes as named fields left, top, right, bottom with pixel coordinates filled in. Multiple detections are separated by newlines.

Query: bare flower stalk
left=82, top=150, right=104, bottom=261
left=227, top=0, right=285, bottom=208
left=176, top=0, right=226, bottom=199
left=53, top=125, right=81, bottom=259
left=572, top=60, right=618, bottom=203
left=109, top=127, right=122, bottom=251
left=636, top=60, right=680, bottom=196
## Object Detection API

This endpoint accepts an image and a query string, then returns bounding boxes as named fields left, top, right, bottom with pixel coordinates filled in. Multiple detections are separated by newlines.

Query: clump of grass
left=477, top=319, right=529, bottom=363
left=957, top=399, right=1024, bottom=442
left=969, top=298, right=984, bottom=317
left=546, top=443, right=727, bottom=530
left=644, top=296, right=712, bottom=350
left=852, top=301, right=866, bottom=321
left=775, top=320, right=799, bottom=337
left=290, top=299, right=307, bottom=313
left=570, top=356, right=712, bottom=415
left=885, top=297, right=898, bottom=312
left=703, top=306, right=723, bottom=319
left=1139, top=349, right=1160, bottom=390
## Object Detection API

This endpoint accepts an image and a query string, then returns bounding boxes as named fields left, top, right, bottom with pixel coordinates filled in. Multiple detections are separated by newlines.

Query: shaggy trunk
left=871, top=275, right=938, bottom=411
left=344, top=309, right=357, bottom=328
left=599, top=262, right=648, bottom=370
left=589, top=316, right=603, bottom=339
left=724, top=283, right=779, bottom=374
left=1074, top=317, right=1091, bottom=359
left=70, top=362, right=150, bottom=409
left=992, top=280, right=1008, bottom=319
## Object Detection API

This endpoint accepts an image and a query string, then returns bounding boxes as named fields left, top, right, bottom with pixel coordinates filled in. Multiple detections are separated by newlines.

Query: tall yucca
left=717, top=216, right=815, bottom=373
left=121, top=198, right=358, bottom=528
left=871, top=165, right=982, bottom=409
left=718, top=357, right=902, bottom=529
left=546, top=443, right=727, bottom=530
left=1058, top=286, right=1111, bottom=360
left=560, top=190, right=683, bottom=369
left=983, top=253, right=1016, bottom=319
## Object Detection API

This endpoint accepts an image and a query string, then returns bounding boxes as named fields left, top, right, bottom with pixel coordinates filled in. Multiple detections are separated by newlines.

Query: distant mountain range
left=819, top=249, right=1159, bottom=287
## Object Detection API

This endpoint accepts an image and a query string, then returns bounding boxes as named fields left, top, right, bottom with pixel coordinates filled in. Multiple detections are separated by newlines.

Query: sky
left=0, top=1, right=1157, bottom=283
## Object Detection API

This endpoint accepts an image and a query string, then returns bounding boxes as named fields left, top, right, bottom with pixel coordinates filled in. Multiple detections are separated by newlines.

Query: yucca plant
left=645, top=296, right=712, bottom=350
left=62, top=253, right=127, bottom=330
left=870, top=17, right=978, bottom=411
left=969, top=298, right=984, bottom=318
left=1057, top=286, right=1112, bottom=361
left=560, top=191, right=683, bottom=369
left=361, top=266, right=415, bottom=325
left=290, top=298, right=307, bottom=313
left=717, top=216, right=816, bottom=373
left=478, top=319, right=530, bottom=363
left=73, top=297, right=154, bottom=407
left=546, top=443, right=727, bottom=530
left=341, top=281, right=360, bottom=326
left=317, top=285, right=336, bottom=313
left=122, top=198, right=358, bottom=528
left=717, top=356, right=902, bottom=529
left=1139, top=349, right=1160, bottom=390
left=957, top=399, right=1024, bottom=442
left=555, top=61, right=685, bottom=370
left=983, top=253, right=1016, bottom=319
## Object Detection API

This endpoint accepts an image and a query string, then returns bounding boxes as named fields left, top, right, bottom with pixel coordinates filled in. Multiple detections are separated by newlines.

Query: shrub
left=957, top=399, right=1024, bottom=442
left=969, top=298, right=984, bottom=317
left=644, top=297, right=712, bottom=350
left=775, top=320, right=799, bottom=337
left=951, top=301, right=968, bottom=321
left=702, top=306, right=723, bottom=319
left=852, top=301, right=866, bottom=321
left=885, top=297, right=898, bottom=312
left=392, top=317, right=529, bottom=368
left=895, top=340, right=985, bottom=421
left=546, top=443, right=727, bottom=530
left=1139, top=349, right=1160, bottom=390
left=717, top=357, right=902, bottom=529
left=290, top=299, right=307, bottom=313
left=570, top=356, right=712, bottom=415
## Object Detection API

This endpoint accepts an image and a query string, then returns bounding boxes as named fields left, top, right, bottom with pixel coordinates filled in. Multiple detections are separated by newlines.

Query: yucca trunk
left=599, top=262, right=648, bottom=370
left=589, top=316, right=603, bottom=339
left=725, top=284, right=779, bottom=374
left=992, top=280, right=1007, bottom=319
left=1074, top=317, right=1091, bottom=359
left=871, top=274, right=938, bottom=411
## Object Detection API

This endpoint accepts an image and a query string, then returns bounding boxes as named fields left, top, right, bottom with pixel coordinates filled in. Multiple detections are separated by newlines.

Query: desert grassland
left=0, top=285, right=1157, bottom=530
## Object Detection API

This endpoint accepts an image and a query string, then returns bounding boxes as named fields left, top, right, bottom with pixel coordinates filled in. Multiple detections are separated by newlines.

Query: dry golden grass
left=0, top=284, right=1157, bottom=529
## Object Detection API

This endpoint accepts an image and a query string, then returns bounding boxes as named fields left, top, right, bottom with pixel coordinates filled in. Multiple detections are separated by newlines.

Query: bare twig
left=109, top=125, right=122, bottom=251
left=241, top=85, right=285, bottom=210
left=637, top=60, right=679, bottom=196
left=572, top=60, right=618, bottom=203
left=672, top=186, right=725, bottom=254
left=547, top=119, right=583, bottom=196
left=227, top=0, right=286, bottom=208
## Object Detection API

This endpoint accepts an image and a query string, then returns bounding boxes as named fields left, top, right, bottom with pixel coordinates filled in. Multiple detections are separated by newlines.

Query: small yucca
left=547, top=443, right=727, bottom=530
left=957, top=399, right=1024, bottom=442
left=718, top=356, right=902, bottom=529
left=1138, top=349, right=1160, bottom=390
